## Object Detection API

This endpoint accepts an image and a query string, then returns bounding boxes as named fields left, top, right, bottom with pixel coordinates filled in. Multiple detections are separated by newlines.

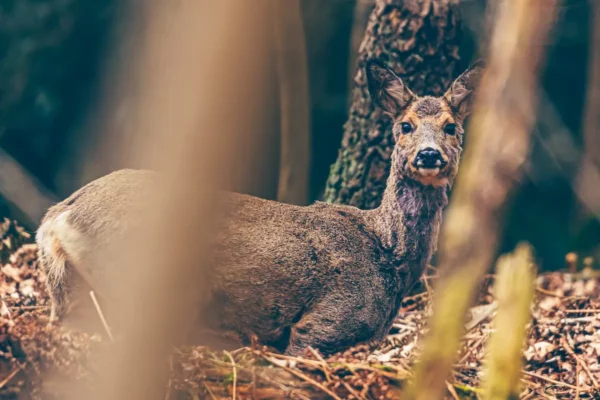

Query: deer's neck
left=374, top=166, right=448, bottom=263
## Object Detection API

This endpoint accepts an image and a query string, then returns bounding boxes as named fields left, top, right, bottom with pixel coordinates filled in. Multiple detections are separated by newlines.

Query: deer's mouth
left=410, top=161, right=448, bottom=177
left=411, top=166, right=450, bottom=187
left=408, top=161, right=450, bottom=187
left=416, top=167, right=441, bottom=177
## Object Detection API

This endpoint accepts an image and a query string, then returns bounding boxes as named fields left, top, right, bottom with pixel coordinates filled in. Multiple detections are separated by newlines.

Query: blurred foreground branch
left=274, top=0, right=311, bottom=206
left=61, top=1, right=274, bottom=399
left=405, top=1, right=559, bottom=399
left=482, top=243, right=535, bottom=400
left=576, top=0, right=600, bottom=218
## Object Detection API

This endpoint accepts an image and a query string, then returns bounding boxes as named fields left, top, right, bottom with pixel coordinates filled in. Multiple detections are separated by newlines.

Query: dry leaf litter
left=0, top=219, right=598, bottom=399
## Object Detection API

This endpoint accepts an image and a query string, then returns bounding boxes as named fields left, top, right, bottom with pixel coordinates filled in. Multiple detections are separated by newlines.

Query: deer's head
left=366, top=60, right=482, bottom=187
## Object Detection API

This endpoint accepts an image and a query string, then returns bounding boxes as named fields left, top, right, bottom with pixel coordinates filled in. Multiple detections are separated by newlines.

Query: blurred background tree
left=0, top=0, right=597, bottom=271
left=0, top=0, right=117, bottom=190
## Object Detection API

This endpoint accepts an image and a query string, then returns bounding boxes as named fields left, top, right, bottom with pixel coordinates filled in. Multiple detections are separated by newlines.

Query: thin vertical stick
left=482, top=243, right=535, bottom=400
left=404, top=1, right=559, bottom=399
left=224, top=350, right=237, bottom=400
left=89, top=291, right=114, bottom=342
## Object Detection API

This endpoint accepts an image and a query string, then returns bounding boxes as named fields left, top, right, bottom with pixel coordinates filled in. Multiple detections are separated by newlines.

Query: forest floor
left=0, top=220, right=598, bottom=399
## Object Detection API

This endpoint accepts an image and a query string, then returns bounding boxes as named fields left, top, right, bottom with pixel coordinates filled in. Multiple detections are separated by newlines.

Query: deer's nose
left=415, top=148, right=445, bottom=168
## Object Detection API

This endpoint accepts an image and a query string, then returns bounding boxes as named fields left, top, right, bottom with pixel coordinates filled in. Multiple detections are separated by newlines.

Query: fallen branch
left=262, top=355, right=343, bottom=400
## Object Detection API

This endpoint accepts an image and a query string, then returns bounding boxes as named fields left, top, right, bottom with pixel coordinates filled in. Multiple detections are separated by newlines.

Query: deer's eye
left=401, top=122, right=413, bottom=134
left=444, top=123, right=456, bottom=135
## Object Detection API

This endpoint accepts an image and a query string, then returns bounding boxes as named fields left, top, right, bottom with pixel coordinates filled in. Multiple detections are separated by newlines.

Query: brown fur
left=36, top=60, right=482, bottom=356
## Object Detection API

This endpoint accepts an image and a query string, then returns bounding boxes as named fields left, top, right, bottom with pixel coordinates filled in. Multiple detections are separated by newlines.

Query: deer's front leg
left=285, top=296, right=383, bottom=356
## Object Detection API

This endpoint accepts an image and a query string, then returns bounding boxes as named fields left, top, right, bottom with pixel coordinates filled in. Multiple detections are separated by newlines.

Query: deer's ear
left=444, top=60, right=484, bottom=119
left=366, top=59, right=414, bottom=116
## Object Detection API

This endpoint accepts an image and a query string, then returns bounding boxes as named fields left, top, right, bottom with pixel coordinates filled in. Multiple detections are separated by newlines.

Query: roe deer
left=36, top=59, right=482, bottom=355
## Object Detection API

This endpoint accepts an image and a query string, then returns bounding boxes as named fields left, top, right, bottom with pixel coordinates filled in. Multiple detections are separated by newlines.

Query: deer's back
left=37, top=169, right=158, bottom=289
left=42, top=169, right=157, bottom=239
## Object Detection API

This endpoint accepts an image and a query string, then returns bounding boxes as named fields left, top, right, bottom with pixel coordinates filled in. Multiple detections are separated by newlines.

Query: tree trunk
left=324, top=0, right=463, bottom=209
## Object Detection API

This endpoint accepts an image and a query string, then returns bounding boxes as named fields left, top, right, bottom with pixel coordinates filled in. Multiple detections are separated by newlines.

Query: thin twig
left=0, top=366, right=21, bottom=390
left=89, top=291, right=114, bottom=341
left=536, top=391, right=559, bottom=400
left=223, top=350, right=237, bottom=400
left=392, top=322, right=418, bottom=332
left=342, top=381, right=365, bottom=400
left=264, top=350, right=407, bottom=380
left=536, top=287, right=564, bottom=297
left=422, top=274, right=434, bottom=308
left=576, top=357, right=581, bottom=400
left=561, top=336, right=599, bottom=387
left=459, top=334, right=487, bottom=364
left=251, top=366, right=257, bottom=399
left=262, top=355, right=343, bottom=400
left=521, top=390, right=536, bottom=400
left=426, top=264, right=438, bottom=272
left=264, top=351, right=324, bottom=368
left=343, top=363, right=407, bottom=380
left=562, top=317, right=598, bottom=323
left=446, top=381, right=460, bottom=400
left=202, top=381, right=217, bottom=400
left=452, top=370, right=479, bottom=385
left=401, top=292, right=428, bottom=304
left=307, top=347, right=325, bottom=363
left=207, top=354, right=293, bottom=393
left=8, top=305, right=50, bottom=311
left=308, top=347, right=332, bottom=382
left=521, top=370, right=577, bottom=390
left=519, top=377, right=541, bottom=390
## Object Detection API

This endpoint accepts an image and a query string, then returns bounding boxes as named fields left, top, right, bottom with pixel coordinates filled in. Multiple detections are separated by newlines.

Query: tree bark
left=324, top=0, right=462, bottom=209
